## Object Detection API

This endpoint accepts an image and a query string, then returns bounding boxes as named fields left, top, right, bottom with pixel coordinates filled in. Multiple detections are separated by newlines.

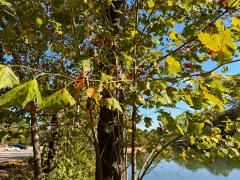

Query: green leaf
left=0, top=79, right=42, bottom=108
left=113, top=9, right=123, bottom=15
left=211, top=78, right=229, bottom=92
left=101, top=72, right=113, bottom=81
left=0, top=65, right=19, bottom=89
left=177, top=125, right=185, bottom=135
left=82, top=58, right=93, bottom=72
left=194, top=123, right=205, bottom=134
left=197, top=137, right=212, bottom=150
left=144, top=117, right=152, bottom=128
left=0, top=0, right=11, bottom=7
left=101, top=97, right=122, bottom=112
left=122, top=54, right=134, bottom=66
left=229, top=148, right=240, bottom=158
left=184, top=95, right=194, bottom=106
left=166, top=57, right=181, bottom=75
left=217, top=148, right=228, bottom=157
left=41, top=88, right=76, bottom=109
left=176, top=112, right=189, bottom=133
left=160, top=112, right=176, bottom=130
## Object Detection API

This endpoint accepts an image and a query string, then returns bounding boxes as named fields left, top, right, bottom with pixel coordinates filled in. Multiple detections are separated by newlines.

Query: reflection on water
left=129, top=154, right=240, bottom=180
left=142, top=160, right=240, bottom=180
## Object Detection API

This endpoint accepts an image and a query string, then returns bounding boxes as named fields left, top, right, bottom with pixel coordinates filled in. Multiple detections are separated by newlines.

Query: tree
left=0, top=0, right=240, bottom=179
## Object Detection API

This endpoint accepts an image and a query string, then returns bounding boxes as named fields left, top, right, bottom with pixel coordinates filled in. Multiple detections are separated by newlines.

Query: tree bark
left=30, top=104, right=42, bottom=180
left=97, top=107, right=124, bottom=180
left=96, top=1, right=125, bottom=179
left=44, top=114, right=58, bottom=173
left=131, top=105, right=137, bottom=180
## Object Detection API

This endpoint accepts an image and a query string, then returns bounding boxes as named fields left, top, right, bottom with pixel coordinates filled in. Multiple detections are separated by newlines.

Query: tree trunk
left=30, top=105, right=42, bottom=180
left=131, top=105, right=137, bottom=180
left=97, top=107, right=124, bottom=180
left=96, top=1, right=125, bottom=179
left=44, top=114, right=58, bottom=173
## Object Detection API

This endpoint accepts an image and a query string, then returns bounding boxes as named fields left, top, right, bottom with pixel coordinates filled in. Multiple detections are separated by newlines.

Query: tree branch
left=151, top=59, right=240, bottom=81
left=144, top=0, right=238, bottom=69
left=138, top=135, right=182, bottom=180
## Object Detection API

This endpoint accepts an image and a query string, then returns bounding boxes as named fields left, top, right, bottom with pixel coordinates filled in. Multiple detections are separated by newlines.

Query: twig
left=138, top=135, right=182, bottom=179
left=150, top=59, right=240, bottom=81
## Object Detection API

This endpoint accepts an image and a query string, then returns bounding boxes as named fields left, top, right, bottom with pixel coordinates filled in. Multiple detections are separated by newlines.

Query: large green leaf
left=0, top=79, right=42, bottom=108
left=41, top=88, right=76, bottom=109
left=0, top=65, right=19, bottom=89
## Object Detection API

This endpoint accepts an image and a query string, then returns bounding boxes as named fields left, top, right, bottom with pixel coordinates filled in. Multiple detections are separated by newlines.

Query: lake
left=129, top=159, right=240, bottom=180
left=143, top=160, right=240, bottom=180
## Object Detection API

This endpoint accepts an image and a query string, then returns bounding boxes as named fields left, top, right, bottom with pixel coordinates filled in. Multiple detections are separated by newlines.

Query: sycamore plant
left=0, top=0, right=240, bottom=179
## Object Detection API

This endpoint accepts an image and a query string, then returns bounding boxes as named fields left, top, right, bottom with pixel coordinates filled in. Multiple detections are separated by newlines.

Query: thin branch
left=35, top=72, right=72, bottom=79
left=151, top=59, right=240, bottom=81
left=136, top=0, right=160, bottom=50
left=138, top=135, right=182, bottom=180
left=9, top=64, right=35, bottom=71
left=144, top=0, right=238, bottom=69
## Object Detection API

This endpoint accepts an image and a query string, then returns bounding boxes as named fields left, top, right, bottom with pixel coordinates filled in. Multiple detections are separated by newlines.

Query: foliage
left=0, top=0, right=240, bottom=179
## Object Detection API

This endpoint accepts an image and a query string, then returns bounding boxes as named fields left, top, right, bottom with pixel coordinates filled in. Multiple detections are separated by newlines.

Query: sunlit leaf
left=86, top=87, right=96, bottom=98
left=0, top=79, right=42, bottom=108
left=202, top=87, right=223, bottom=109
left=147, top=0, right=155, bottom=8
left=198, top=21, right=237, bottom=64
left=166, top=57, right=181, bottom=75
left=101, top=72, right=113, bottom=81
left=0, top=0, right=11, bottom=7
left=101, top=97, right=122, bottom=112
left=41, top=88, right=76, bottom=109
left=0, top=65, right=19, bottom=89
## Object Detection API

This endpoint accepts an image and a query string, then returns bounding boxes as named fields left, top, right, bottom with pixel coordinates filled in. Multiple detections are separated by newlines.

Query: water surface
left=140, top=160, right=240, bottom=180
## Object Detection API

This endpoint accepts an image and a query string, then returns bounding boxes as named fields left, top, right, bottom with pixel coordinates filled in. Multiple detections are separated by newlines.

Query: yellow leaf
left=232, top=17, right=240, bottom=27
left=153, top=61, right=157, bottom=67
left=202, top=87, right=223, bottom=109
left=138, top=95, right=146, bottom=106
left=36, top=17, right=43, bottom=25
left=169, top=31, right=177, bottom=40
left=147, top=0, right=155, bottom=8
left=87, top=88, right=96, bottom=98
left=185, top=95, right=193, bottom=106
left=131, top=30, right=138, bottom=38
left=57, top=30, right=63, bottom=35
left=88, top=0, right=94, bottom=10
left=198, top=22, right=237, bottom=63
left=229, top=0, right=240, bottom=7
left=166, top=56, right=181, bottom=75
left=167, top=0, right=173, bottom=6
